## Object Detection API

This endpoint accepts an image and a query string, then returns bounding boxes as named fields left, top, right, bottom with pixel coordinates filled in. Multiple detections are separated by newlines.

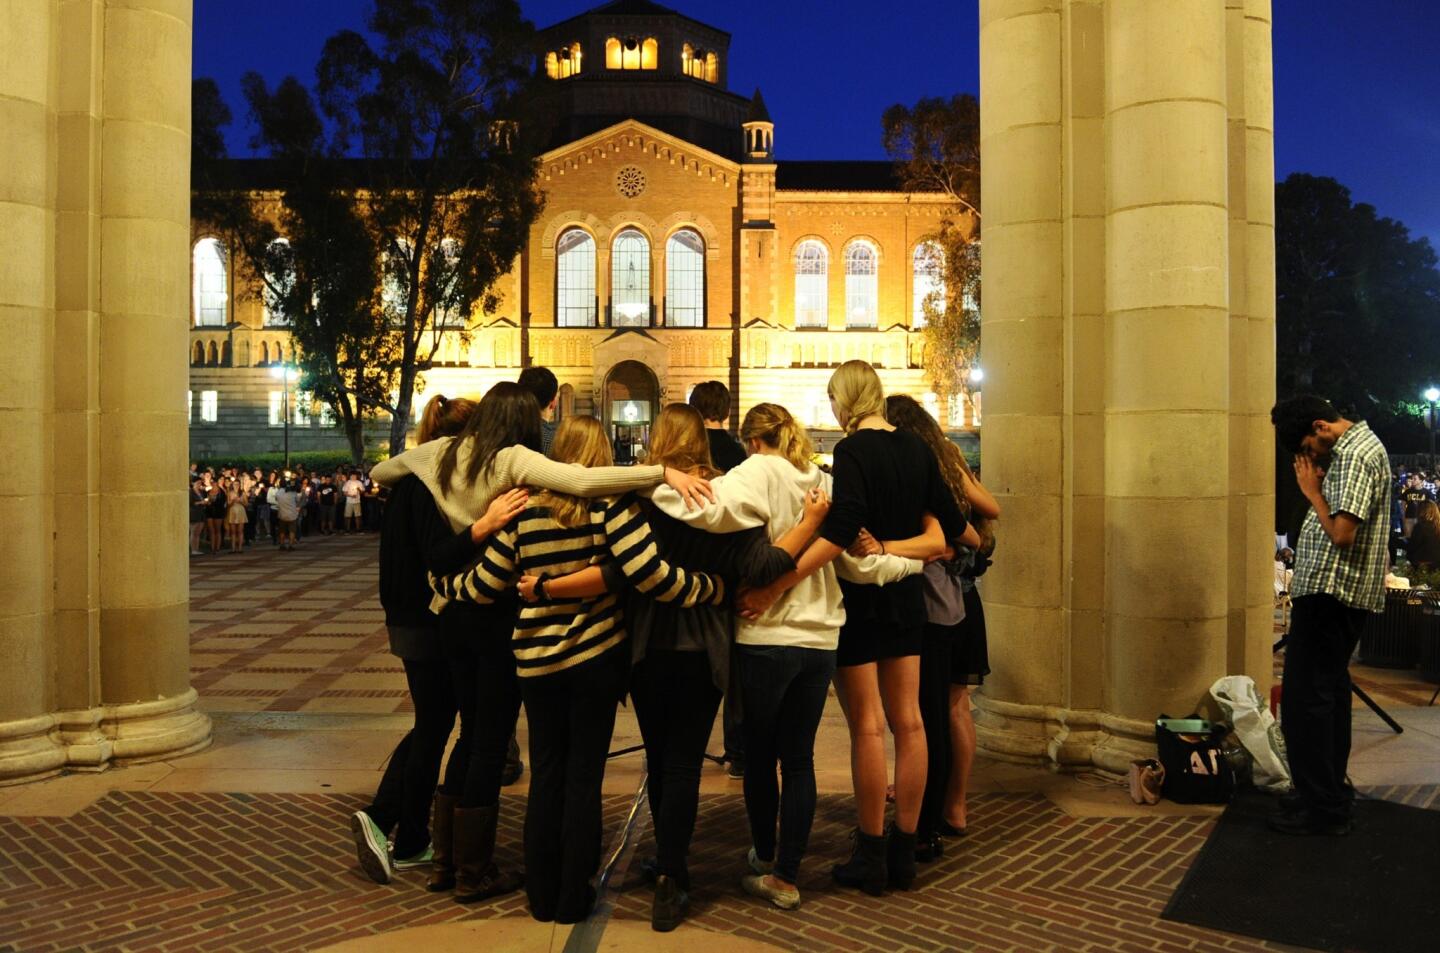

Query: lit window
left=382, top=239, right=412, bottom=326
left=262, top=238, right=294, bottom=326
left=704, top=50, right=718, bottom=83
left=546, top=42, right=583, bottom=79
left=611, top=228, right=650, bottom=327
left=200, top=390, right=218, bottom=423
left=268, top=391, right=284, bottom=427
left=912, top=242, right=945, bottom=328
left=187, top=390, right=193, bottom=421
left=294, top=392, right=311, bottom=426
left=794, top=240, right=828, bottom=328
left=556, top=229, right=597, bottom=327
left=319, top=402, right=336, bottom=428
left=665, top=230, right=705, bottom=327
left=845, top=241, right=878, bottom=329
left=435, top=237, right=465, bottom=327
left=607, top=35, right=657, bottom=70
left=193, top=238, right=227, bottom=327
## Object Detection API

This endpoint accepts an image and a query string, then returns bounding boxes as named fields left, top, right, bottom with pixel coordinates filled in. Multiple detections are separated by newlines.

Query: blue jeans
left=738, top=643, right=836, bottom=884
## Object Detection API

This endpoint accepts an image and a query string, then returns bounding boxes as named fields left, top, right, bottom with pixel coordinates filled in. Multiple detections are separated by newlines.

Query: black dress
left=819, top=429, right=969, bottom=666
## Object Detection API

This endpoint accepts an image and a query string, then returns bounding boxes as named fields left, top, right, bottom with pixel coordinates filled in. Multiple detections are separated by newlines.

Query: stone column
left=977, top=0, right=1276, bottom=771
left=95, top=0, right=210, bottom=763
left=1101, top=0, right=1232, bottom=753
left=0, top=0, right=63, bottom=783
left=972, top=0, right=1068, bottom=761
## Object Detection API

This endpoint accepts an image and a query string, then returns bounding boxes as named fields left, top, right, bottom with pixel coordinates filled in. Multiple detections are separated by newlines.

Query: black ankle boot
left=651, top=874, right=689, bottom=932
left=914, top=831, right=944, bottom=864
left=831, top=829, right=888, bottom=896
left=887, top=826, right=918, bottom=889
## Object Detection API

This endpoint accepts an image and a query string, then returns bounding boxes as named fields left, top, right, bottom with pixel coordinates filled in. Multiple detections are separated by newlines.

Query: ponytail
left=416, top=393, right=478, bottom=445
left=741, top=402, right=815, bottom=471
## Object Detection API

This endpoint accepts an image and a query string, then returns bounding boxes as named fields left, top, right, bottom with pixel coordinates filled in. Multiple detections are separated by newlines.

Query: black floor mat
left=1163, top=792, right=1440, bottom=952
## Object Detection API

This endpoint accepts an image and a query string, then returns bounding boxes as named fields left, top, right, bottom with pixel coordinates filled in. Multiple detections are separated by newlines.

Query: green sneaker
left=392, top=844, right=434, bottom=870
left=350, top=811, right=392, bottom=885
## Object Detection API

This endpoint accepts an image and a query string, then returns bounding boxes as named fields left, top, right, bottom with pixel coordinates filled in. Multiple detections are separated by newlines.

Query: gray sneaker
left=392, top=843, right=433, bottom=870
left=741, top=873, right=800, bottom=910
left=350, top=811, right=392, bottom=884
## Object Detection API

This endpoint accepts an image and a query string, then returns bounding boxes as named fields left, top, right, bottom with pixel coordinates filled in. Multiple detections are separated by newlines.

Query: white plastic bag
left=1210, top=675, right=1292, bottom=792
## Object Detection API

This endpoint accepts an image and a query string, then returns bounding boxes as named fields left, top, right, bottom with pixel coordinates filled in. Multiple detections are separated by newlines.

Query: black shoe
left=1267, top=809, right=1353, bottom=836
left=726, top=758, right=745, bottom=780
left=651, top=874, right=689, bottom=933
left=914, top=832, right=944, bottom=864
left=832, top=829, right=887, bottom=896
left=936, top=820, right=968, bottom=838
left=500, top=759, right=524, bottom=786
left=886, top=825, right=918, bottom=889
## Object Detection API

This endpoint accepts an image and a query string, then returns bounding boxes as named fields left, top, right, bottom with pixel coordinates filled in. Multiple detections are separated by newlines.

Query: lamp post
left=271, top=363, right=293, bottom=470
left=1426, top=387, right=1439, bottom=474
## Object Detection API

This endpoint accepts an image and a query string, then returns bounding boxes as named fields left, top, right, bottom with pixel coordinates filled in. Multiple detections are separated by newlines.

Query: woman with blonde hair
left=640, top=398, right=930, bottom=909
left=737, top=361, right=978, bottom=895
left=370, top=383, right=714, bottom=904
left=530, top=403, right=824, bottom=931
left=878, top=393, right=998, bottom=856
left=432, top=414, right=728, bottom=925
left=224, top=477, right=247, bottom=553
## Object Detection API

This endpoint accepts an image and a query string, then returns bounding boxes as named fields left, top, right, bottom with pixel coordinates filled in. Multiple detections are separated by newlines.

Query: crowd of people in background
left=343, top=361, right=998, bottom=932
left=187, top=463, right=385, bottom=555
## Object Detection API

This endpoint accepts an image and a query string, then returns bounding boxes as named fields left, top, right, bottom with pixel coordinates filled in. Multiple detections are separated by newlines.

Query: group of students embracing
left=348, top=359, right=998, bottom=932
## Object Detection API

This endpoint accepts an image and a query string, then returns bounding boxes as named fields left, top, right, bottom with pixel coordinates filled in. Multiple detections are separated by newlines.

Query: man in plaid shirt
left=1271, top=395, right=1390, bottom=835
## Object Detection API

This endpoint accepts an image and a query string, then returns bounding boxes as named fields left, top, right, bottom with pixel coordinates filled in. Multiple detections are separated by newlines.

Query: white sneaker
left=741, top=873, right=800, bottom=910
left=392, top=843, right=433, bottom=870
left=747, top=847, right=774, bottom=876
left=350, top=811, right=392, bottom=884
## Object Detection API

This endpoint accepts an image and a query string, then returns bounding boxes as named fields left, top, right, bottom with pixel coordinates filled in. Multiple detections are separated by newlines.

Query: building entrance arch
left=602, top=359, right=659, bottom=464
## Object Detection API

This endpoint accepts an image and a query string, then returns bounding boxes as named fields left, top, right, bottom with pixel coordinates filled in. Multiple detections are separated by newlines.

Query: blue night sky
left=195, top=0, right=1440, bottom=249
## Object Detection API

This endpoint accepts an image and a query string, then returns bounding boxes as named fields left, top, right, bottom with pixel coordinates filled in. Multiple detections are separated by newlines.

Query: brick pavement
left=2, top=785, right=1373, bottom=953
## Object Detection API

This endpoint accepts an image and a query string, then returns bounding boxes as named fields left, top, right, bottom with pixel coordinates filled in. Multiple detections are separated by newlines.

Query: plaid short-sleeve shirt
left=1289, top=421, right=1391, bottom=612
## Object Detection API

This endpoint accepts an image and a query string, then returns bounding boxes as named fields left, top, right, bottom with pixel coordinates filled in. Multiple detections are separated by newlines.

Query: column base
left=0, top=690, right=211, bottom=786
left=973, top=692, right=1155, bottom=775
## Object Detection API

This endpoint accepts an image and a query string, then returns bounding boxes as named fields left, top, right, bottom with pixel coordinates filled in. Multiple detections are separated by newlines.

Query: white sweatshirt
left=646, top=453, right=921, bottom=651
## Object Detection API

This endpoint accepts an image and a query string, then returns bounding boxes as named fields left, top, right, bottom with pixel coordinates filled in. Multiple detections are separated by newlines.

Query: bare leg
left=943, top=685, right=976, bottom=830
left=834, top=664, right=887, bottom=836
left=877, top=656, right=926, bottom=833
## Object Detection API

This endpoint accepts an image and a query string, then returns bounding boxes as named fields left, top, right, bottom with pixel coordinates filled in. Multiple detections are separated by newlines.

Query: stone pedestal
left=975, top=0, right=1275, bottom=772
left=0, top=0, right=210, bottom=785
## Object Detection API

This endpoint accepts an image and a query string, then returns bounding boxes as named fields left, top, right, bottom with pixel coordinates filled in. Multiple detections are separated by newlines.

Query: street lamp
left=1426, top=387, right=1439, bottom=473
left=271, top=363, right=293, bottom=470
left=968, top=366, right=984, bottom=384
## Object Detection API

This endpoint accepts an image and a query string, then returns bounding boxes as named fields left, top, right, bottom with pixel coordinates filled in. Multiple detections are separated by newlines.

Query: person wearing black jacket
left=350, top=395, right=527, bottom=892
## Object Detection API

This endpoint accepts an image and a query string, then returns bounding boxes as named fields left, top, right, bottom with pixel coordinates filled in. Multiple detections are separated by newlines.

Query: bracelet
left=879, top=541, right=887, bottom=555
left=534, top=574, right=549, bottom=602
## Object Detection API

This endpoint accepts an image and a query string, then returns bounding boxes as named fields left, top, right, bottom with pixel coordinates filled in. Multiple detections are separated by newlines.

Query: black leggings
left=916, top=622, right=955, bottom=839
left=365, top=657, right=457, bottom=857
left=631, top=650, right=723, bottom=890
left=521, top=648, right=627, bottom=923
left=439, top=603, right=521, bottom=809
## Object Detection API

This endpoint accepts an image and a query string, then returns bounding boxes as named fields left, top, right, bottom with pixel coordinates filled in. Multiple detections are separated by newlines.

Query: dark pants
left=631, top=650, right=723, bottom=890
left=738, top=643, right=835, bottom=884
left=916, top=622, right=954, bottom=839
left=365, top=657, right=457, bottom=857
left=1283, top=594, right=1367, bottom=822
left=521, top=648, right=627, bottom=923
left=439, top=604, right=521, bottom=809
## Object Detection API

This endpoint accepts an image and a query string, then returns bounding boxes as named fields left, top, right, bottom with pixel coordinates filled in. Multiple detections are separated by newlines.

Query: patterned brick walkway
left=0, top=787, right=1351, bottom=953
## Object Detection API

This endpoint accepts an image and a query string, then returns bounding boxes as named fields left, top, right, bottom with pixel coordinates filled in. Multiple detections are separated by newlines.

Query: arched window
left=845, top=240, right=879, bottom=329
left=681, top=44, right=718, bottom=82
left=382, top=239, right=412, bottom=326
left=206, top=341, right=219, bottom=365
left=557, top=383, right=575, bottom=423
left=556, top=229, right=597, bottom=327
left=192, top=341, right=205, bottom=366
left=546, top=42, right=583, bottom=79
left=260, top=341, right=270, bottom=365
left=607, top=35, right=657, bottom=70
left=220, top=340, right=233, bottom=366
left=912, top=241, right=945, bottom=328
left=704, top=51, right=718, bottom=83
left=794, top=240, right=828, bottom=329
left=262, top=238, right=294, bottom=326
left=193, top=237, right=227, bottom=327
left=434, top=237, right=464, bottom=327
left=665, top=229, right=705, bottom=327
left=611, top=227, right=651, bottom=327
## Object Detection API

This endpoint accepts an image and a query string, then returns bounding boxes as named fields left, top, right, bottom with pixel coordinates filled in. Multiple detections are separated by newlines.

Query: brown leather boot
left=453, top=804, right=523, bottom=904
left=426, top=793, right=459, bottom=892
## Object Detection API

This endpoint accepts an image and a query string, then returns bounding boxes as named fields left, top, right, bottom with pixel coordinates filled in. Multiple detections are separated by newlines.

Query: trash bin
left=1416, top=592, right=1440, bottom=683
left=1358, top=589, right=1418, bottom=668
